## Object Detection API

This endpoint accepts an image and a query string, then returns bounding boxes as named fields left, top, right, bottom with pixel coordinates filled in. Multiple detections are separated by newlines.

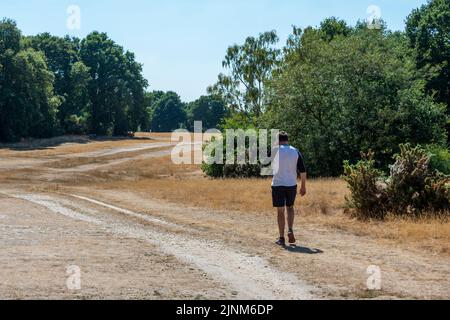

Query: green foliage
left=0, top=19, right=60, bottom=141
left=344, top=145, right=450, bottom=219
left=208, top=31, right=281, bottom=121
left=201, top=134, right=265, bottom=179
left=424, top=144, right=450, bottom=175
left=186, top=95, right=227, bottom=131
left=0, top=19, right=148, bottom=142
left=406, top=0, right=450, bottom=131
left=319, top=17, right=352, bottom=41
left=222, top=163, right=262, bottom=179
left=266, top=25, right=447, bottom=177
left=220, top=112, right=256, bottom=130
left=201, top=162, right=224, bottom=179
left=150, top=92, right=186, bottom=132
left=80, top=32, right=148, bottom=136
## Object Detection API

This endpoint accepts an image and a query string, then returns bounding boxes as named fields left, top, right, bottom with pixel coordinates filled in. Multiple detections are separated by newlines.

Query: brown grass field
left=94, top=157, right=450, bottom=255
left=0, top=133, right=448, bottom=299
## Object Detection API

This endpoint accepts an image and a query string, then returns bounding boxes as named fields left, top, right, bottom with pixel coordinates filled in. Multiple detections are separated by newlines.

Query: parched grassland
left=1, top=133, right=449, bottom=254
left=1, top=133, right=449, bottom=299
left=86, top=154, right=450, bottom=257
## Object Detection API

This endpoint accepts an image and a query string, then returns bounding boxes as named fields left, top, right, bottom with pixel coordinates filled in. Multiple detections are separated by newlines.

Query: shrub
left=223, top=163, right=261, bottom=178
left=388, top=144, right=449, bottom=215
left=343, top=151, right=388, bottom=219
left=424, top=144, right=450, bottom=175
left=343, top=144, right=450, bottom=219
left=201, top=134, right=267, bottom=179
left=201, top=162, right=224, bottom=178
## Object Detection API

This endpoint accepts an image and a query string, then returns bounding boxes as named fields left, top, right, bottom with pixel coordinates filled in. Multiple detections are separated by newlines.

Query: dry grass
left=87, top=155, right=199, bottom=181
left=91, top=155, right=450, bottom=255
left=102, top=177, right=346, bottom=214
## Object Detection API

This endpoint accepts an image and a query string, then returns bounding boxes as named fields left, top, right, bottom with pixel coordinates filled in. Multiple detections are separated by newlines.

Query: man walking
left=272, top=132, right=307, bottom=246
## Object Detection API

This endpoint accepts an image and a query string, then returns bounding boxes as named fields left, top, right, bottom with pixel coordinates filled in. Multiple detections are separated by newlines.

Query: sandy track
left=5, top=192, right=314, bottom=300
left=0, top=195, right=229, bottom=300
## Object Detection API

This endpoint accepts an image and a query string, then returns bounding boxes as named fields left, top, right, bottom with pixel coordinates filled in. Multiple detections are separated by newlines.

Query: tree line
left=1, top=0, right=449, bottom=178
left=207, top=0, right=449, bottom=177
left=0, top=19, right=226, bottom=142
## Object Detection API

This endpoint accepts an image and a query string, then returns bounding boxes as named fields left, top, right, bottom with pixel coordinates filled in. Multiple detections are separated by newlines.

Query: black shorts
left=272, top=186, right=297, bottom=208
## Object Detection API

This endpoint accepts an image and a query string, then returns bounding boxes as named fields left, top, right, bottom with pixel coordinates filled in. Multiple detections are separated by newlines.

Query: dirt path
left=0, top=194, right=229, bottom=300
left=0, top=191, right=314, bottom=300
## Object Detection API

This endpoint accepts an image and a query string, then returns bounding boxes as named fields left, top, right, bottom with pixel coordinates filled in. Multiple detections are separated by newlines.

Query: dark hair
left=278, top=131, right=289, bottom=143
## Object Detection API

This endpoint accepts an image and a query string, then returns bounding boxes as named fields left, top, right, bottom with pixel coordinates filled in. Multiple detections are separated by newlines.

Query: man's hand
left=299, top=172, right=307, bottom=197
left=300, top=186, right=307, bottom=197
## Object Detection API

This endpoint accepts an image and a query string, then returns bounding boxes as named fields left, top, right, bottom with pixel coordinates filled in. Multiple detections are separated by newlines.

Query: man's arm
left=297, top=152, right=307, bottom=197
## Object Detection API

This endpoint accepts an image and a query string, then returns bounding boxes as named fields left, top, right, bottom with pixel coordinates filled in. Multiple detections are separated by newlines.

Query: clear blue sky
left=1, top=0, right=428, bottom=101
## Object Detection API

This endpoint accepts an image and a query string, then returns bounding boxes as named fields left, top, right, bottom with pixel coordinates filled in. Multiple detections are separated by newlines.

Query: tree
left=208, top=31, right=281, bottom=122
left=0, top=19, right=60, bottom=142
left=124, top=51, right=149, bottom=132
left=26, top=33, right=82, bottom=132
left=406, top=0, right=450, bottom=136
left=0, top=19, right=149, bottom=140
left=63, top=61, right=91, bottom=133
left=150, top=92, right=186, bottom=132
left=266, top=25, right=447, bottom=176
left=186, top=95, right=227, bottom=130
left=80, top=32, right=148, bottom=135
left=319, top=17, right=352, bottom=41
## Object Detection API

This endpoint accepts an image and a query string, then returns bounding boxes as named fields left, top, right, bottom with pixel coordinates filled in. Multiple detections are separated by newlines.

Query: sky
left=1, top=0, right=428, bottom=102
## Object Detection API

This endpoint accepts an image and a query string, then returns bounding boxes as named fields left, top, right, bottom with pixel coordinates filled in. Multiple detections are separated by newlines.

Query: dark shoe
left=288, top=232, right=296, bottom=245
left=276, top=237, right=286, bottom=246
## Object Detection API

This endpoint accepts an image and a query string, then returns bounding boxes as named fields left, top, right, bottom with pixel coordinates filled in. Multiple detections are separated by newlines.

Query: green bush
left=223, top=163, right=261, bottom=178
left=343, top=144, right=450, bottom=219
left=201, top=135, right=266, bottom=179
left=424, top=144, right=450, bottom=175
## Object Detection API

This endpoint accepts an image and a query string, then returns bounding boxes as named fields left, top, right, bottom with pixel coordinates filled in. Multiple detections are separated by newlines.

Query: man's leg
left=287, top=206, right=296, bottom=244
left=277, top=207, right=286, bottom=238
left=287, top=206, right=295, bottom=232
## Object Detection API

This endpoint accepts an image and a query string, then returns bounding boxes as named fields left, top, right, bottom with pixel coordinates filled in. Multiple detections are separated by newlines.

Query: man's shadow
left=283, top=245, right=323, bottom=254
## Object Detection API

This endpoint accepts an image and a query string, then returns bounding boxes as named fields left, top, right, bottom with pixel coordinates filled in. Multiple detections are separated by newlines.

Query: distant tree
left=125, top=51, right=149, bottom=132
left=406, top=0, right=450, bottom=135
left=319, top=17, right=352, bottom=41
left=143, top=91, right=166, bottom=131
left=0, top=19, right=60, bottom=142
left=26, top=33, right=82, bottom=132
left=63, top=61, right=91, bottom=133
left=150, top=92, right=186, bottom=132
left=186, top=95, right=227, bottom=130
left=80, top=32, right=147, bottom=135
left=0, top=19, right=149, bottom=140
left=208, top=31, right=281, bottom=122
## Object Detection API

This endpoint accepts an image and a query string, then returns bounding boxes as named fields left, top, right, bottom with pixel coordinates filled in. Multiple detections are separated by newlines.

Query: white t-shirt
left=272, top=145, right=306, bottom=187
